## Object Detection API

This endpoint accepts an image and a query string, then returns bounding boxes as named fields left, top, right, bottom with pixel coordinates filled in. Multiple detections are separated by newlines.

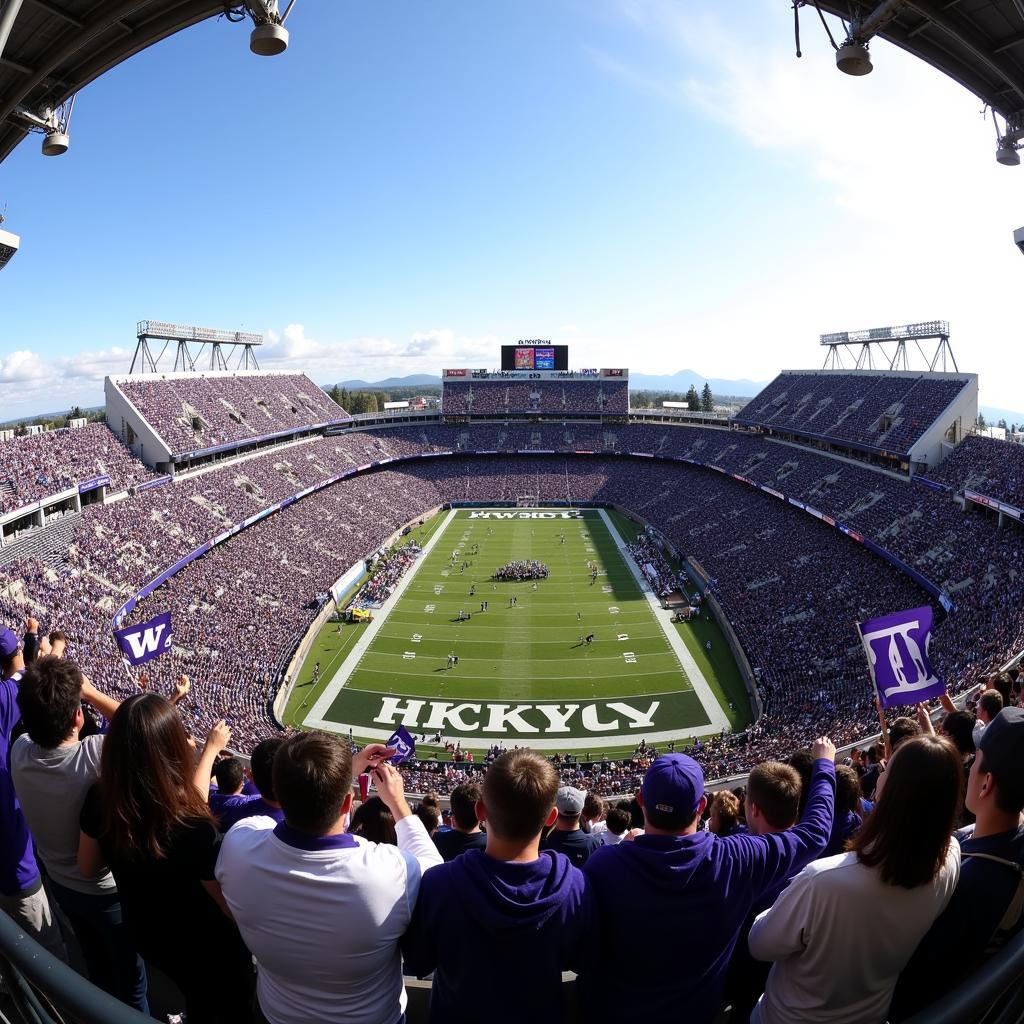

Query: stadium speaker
left=41, top=131, right=69, bottom=156
left=836, top=42, right=872, bottom=76
left=250, top=22, right=289, bottom=56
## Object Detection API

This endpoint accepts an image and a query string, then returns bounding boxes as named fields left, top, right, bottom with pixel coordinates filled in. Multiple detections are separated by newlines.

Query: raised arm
left=192, top=719, right=232, bottom=800
left=81, top=676, right=121, bottom=723
left=373, top=761, right=443, bottom=872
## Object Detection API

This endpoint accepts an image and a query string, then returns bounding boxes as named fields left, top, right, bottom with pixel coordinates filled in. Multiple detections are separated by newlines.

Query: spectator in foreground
left=822, top=765, right=864, bottom=858
left=722, top=760, right=804, bottom=1023
left=433, top=781, right=486, bottom=861
left=351, top=796, right=397, bottom=845
left=0, top=626, right=66, bottom=959
left=214, top=738, right=286, bottom=831
left=602, top=806, right=631, bottom=846
left=542, top=786, right=602, bottom=867
left=11, top=657, right=147, bottom=1012
left=403, top=748, right=594, bottom=1024
left=892, top=708, right=1024, bottom=1019
left=216, top=732, right=441, bottom=1024
left=77, top=694, right=253, bottom=1022
left=973, top=688, right=1004, bottom=747
left=748, top=734, right=963, bottom=1023
left=708, top=790, right=744, bottom=836
left=582, top=742, right=836, bottom=1023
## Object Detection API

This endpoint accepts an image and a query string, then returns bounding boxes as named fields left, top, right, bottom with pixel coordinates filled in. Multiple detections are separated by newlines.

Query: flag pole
left=855, top=619, right=891, bottom=759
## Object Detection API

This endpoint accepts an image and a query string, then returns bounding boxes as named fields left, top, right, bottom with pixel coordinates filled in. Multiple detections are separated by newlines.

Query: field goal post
left=516, top=494, right=539, bottom=507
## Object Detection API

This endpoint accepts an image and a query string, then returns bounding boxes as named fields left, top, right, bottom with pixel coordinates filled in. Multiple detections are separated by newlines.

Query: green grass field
left=291, top=507, right=749, bottom=754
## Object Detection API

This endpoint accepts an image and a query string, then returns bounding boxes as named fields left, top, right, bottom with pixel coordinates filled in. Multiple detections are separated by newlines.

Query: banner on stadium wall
left=114, top=611, right=173, bottom=666
left=965, top=489, right=1022, bottom=521
left=135, top=475, right=172, bottom=493
left=857, top=606, right=945, bottom=708
left=78, top=475, right=111, bottom=494
left=913, top=476, right=952, bottom=494
left=760, top=485, right=784, bottom=500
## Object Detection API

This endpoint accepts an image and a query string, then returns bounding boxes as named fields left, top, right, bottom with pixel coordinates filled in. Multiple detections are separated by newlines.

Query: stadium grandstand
left=3, top=2, right=1024, bottom=1023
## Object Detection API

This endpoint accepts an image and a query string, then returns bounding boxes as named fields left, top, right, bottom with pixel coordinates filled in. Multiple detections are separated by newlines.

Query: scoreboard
left=501, top=340, right=569, bottom=371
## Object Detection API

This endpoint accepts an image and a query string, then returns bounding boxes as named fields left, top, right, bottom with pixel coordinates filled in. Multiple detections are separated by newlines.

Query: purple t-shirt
left=210, top=792, right=284, bottom=832
left=0, top=676, right=40, bottom=895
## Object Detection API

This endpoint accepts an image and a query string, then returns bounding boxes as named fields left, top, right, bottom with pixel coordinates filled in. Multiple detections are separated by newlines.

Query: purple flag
left=387, top=725, right=416, bottom=764
left=114, top=611, right=173, bottom=666
left=857, top=605, right=945, bottom=709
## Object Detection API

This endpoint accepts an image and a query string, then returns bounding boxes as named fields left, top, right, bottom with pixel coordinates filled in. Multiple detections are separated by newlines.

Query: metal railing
left=1, top=888, right=1022, bottom=1023
left=0, top=910, right=151, bottom=1024
left=902, top=926, right=1024, bottom=1024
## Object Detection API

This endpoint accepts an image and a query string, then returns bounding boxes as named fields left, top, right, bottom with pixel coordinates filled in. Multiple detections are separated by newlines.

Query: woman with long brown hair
left=77, top=693, right=253, bottom=1023
left=748, top=734, right=963, bottom=1024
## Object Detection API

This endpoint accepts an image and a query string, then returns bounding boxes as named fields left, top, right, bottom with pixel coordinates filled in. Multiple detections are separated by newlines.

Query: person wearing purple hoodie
left=402, top=748, right=594, bottom=1024
left=581, top=738, right=836, bottom=1024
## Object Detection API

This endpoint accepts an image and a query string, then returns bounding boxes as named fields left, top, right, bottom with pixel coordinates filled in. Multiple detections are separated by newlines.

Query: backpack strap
left=962, top=852, right=1024, bottom=952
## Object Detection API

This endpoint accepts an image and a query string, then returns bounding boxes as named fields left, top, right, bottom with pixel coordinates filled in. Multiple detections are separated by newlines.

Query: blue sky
left=2, top=0, right=1023, bottom=419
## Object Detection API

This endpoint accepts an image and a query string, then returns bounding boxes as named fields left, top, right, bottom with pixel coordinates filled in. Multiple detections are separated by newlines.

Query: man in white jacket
left=216, top=733, right=442, bottom=1024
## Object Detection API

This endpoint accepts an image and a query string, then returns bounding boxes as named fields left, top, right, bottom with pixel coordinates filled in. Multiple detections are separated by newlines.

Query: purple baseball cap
left=642, top=753, right=705, bottom=817
left=0, top=627, right=19, bottom=659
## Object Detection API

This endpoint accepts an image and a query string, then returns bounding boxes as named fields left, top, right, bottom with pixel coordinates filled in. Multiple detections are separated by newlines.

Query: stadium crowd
left=733, top=371, right=970, bottom=455
left=925, top=432, right=1024, bottom=510
left=3, top=414, right=1024, bottom=771
left=0, top=423, right=156, bottom=513
left=2, top=630, right=1023, bottom=1024
left=117, top=373, right=349, bottom=454
left=354, top=541, right=423, bottom=607
left=441, top=379, right=629, bottom=417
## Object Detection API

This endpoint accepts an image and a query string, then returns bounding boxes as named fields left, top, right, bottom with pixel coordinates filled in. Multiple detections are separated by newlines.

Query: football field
left=299, top=507, right=735, bottom=750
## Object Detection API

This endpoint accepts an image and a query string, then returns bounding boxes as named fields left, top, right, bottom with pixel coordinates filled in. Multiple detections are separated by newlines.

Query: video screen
left=501, top=345, right=570, bottom=370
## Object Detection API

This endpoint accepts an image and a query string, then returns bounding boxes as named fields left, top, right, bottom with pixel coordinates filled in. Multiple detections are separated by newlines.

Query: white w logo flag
left=857, top=605, right=945, bottom=709
left=114, top=611, right=173, bottom=666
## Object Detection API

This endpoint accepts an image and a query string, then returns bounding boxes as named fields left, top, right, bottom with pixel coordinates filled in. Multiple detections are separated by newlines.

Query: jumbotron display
left=501, top=340, right=569, bottom=370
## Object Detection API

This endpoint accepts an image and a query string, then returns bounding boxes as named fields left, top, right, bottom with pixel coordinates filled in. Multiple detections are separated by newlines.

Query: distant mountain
left=979, top=404, right=1024, bottom=428
left=628, top=370, right=770, bottom=398
left=333, top=374, right=439, bottom=390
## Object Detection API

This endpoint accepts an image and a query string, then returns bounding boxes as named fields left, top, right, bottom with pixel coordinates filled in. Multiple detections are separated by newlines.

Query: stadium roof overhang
left=0, top=1, right=290, bottom=164
left=806, top=1, right=1024, bottom=162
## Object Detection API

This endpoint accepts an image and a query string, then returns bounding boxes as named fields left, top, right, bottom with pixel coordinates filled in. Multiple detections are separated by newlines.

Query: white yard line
left=598, top=509, right=731, bottom=733
left=305, top=507, right=458, bottom=726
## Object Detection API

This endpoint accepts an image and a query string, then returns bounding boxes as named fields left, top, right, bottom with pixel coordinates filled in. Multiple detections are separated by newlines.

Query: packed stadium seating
left=924, top=434, right=1024, bottom=508
left=441, top=378, right=629, bottom=417
left=732, top=371, right=970, bottom=454
left=0, top=423, right=157, bottom=513
left=116, top=372, right=349, bottom=454
left=3, top=420, right=1022, bottom=779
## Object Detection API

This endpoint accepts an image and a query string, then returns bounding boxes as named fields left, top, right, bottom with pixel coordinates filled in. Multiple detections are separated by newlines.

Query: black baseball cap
left=979, top=707, right=1024, bottom=805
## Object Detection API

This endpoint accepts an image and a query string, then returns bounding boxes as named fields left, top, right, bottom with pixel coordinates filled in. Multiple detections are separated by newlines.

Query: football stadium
left=2, top=3, right=1024, bottom=1023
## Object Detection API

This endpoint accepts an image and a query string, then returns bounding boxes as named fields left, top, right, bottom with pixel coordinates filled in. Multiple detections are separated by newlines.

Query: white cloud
left=260, top=324, right=499, bottom=381
left=589, top=0, right=1024, bottom=414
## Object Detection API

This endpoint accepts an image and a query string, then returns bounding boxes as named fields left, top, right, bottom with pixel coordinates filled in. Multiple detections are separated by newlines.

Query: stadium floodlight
left=41, top=131, right=69, bottom=157
left=0, top=226, right=19, bottom=271
left=247, top=0, right=293, bottom=56
left=997, top=144, right=1021, bottom=166
left=836, top=41, right=872, bottom=76
left=994, top=109, right=1023, bottom=167
left=14, top=96, right=75, bottom=157
left=1014, top=227, right=1024, bottom=257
